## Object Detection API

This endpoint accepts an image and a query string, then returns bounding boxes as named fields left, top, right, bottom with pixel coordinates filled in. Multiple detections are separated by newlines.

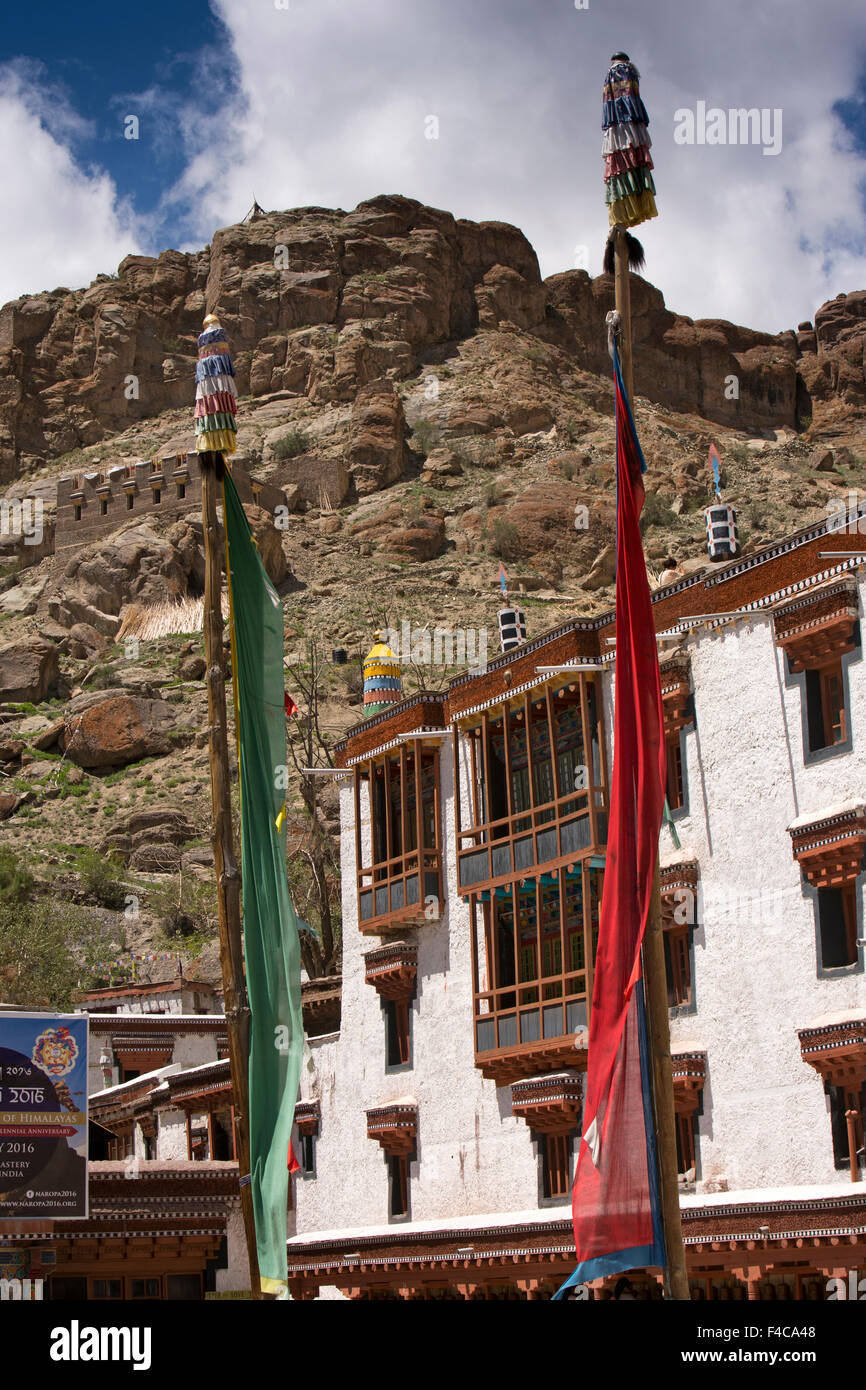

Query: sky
left=0, top=0, right=865, bottom=333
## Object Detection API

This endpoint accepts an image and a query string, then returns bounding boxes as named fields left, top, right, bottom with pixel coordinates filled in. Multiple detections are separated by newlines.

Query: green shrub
left=639, top=493, right=678, bottom=535
left=0, top=846, right=35, bottom=904
left=490, top=517, right=521, bottom=560
left=72, top=847, right=128, bottom=910
left=410, top=419, right=440, bottom=458
left=272, top=429, right=310, bottom=460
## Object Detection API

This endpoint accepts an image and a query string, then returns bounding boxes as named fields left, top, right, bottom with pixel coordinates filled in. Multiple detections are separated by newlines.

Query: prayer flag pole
left=604, top=53, right=690, bottom=1301
left=196, top=310, right=262, bottom=1299
left=200, top=455, right=262, bottom=1298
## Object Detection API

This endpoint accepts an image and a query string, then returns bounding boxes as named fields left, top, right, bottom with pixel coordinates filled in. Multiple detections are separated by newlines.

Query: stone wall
left=55, top=454, right=287, bottom=556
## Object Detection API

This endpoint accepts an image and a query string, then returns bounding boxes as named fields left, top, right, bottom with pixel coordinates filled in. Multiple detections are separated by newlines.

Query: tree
left=284, top=639, right=341, bottom=978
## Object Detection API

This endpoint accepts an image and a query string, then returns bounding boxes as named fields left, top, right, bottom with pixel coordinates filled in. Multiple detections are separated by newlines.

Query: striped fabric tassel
left=602, top=55, right=657, bottom=230
left=195, top=315, right=238, bottom=455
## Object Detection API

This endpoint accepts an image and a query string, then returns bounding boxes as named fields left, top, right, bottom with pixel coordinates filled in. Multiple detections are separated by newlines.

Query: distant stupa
left=363, top=631, right=403, bottom=715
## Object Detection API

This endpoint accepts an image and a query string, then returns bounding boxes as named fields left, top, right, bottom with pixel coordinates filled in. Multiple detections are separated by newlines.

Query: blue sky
left=1, top=0, right=865, bottom=332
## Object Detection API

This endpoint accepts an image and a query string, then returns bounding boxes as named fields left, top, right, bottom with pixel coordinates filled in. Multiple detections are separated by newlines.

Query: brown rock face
left=59, top=692, right=174, bottom=767
left=543, top=270, right=800, bottom=433
left=0, top=637, right=59, bottom=702
left=270, top=454, right=350, bottom=508
left=0, top=192, right=862, bottom=485
left=245, top=504, right=288, bottom=585
left=42, top=520, right=204, bottom=634
left=382, top=512, right=446, bottom=561
left=346, top=379, right=407, bottom=494
left=101, top=807, right=196, bottom=868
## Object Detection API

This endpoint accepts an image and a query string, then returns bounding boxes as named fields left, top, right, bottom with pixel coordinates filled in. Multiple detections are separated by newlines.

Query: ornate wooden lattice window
left=775, top=581, right=859, bottom=755
left=294, top=1100, right=320, bottom=1176
left=661, top=860, right=699, bottom=1009
left=456, top=678, right=608, bottom=897
left=355, top=746, right=442, bottom=932
left=671, top=1052, right=706, bottom=1178
left=511, top=1071, right=581, bottom=1199
left=470, top=862, right=600, bottom=1082
left=660, top=658, right=692, bottom=812
left=364, top=941, right=417, bottom=1070
left=789, top=807, right=865, bottom=971
left=366, top=1104, right=417, bottom=1221
left=798, top=1018, right=866, bottom=1181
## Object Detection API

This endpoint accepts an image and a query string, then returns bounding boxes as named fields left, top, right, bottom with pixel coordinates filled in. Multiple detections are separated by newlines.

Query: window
left=384, top=997, right=411, bottom=1068
left=300, top=1132, right=316, bottom=1175
left=166, top=1274, right=201, bottom=1300
left=177, top=483, right=186, bottom=499
left=49, top=1277, right=88, bottom=1301
left=542, top=1132, right=572, bottom=1199
left=127, top=493, right=134, bottom=510
left=388, top=1153, right=410, bottom=1218
left=829, top=1083, right=865, bottom=1173
left=665, top=735, right=684, bottom=811
left=92, top=1279, right=123, bottom=1299
left=100, top=498, right=108, bottom=515
left=153, top=488, right=161, bottom=504
left=73, top=504, right=81, bottom=522
left=664, top=925, right=692, bottom=1007
left=676, top=1112, right=697, bottom=1177
left=817, top=884, right=858, bottom=969
left=130, top=1278, right=160, bottom=1300
left=805, top=661, right=847, bottom=752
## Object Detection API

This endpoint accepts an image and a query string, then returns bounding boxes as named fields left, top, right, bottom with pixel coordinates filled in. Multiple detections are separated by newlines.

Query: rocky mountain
left=0, top=193, right=864, bottom=1002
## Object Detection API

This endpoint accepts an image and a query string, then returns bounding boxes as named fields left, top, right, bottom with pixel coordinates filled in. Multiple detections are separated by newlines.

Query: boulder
left=178, top=655, right=206, bottom=681
left=59, top=692, right=175, bottom=768
left=0, top=637, right=59, bottom=703
left=246, top=504, right=288, bottom=585
left=382, top=513, right=446, bottom=561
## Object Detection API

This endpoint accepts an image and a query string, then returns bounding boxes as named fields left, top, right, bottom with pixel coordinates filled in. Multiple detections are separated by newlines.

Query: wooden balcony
left=358, top=850, right=441, bottom=934
left=457, top=792, right=607, bottom=896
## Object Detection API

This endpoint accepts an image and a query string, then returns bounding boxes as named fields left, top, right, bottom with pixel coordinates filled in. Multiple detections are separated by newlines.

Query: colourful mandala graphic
left=32, top=1026, right=79, bottom=1078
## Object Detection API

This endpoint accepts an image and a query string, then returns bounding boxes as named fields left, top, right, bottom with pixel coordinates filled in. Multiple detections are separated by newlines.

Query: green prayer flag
left=223, top=467, right=303, bottom=1296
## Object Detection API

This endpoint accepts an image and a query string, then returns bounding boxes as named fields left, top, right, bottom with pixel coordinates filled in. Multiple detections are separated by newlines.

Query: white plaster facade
left=292, top=569, right=866, bottom=1259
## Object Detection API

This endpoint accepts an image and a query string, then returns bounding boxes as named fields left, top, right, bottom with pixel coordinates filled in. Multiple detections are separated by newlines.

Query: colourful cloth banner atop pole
left=554, top=345, right=666, bottom=1296
left=223, top=466, right=303, bottom=1296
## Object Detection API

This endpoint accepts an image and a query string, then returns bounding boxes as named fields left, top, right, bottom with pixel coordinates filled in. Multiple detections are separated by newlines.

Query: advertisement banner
left=0, top=1012, right=88, bottom=1219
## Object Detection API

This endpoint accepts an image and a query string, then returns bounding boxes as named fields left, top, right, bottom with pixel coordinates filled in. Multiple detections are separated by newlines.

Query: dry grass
left=117, top=595, right=227, bottom=642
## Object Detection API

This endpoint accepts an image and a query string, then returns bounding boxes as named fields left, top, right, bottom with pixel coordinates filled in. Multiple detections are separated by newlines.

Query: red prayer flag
left=288, top=1138, right=301, bottom=1174
left=284, top=692, right=298, bottom=718
left=555, top=346, right=666, bottom=1295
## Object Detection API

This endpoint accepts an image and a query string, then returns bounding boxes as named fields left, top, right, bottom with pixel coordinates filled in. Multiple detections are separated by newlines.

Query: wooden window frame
left=356, top=747, right=442, bottom=931
left=804, top=657, right=848, bottom=753
left=665, top=733, right=685, bottom=812
left=675, top=1111, right=696, bottom=1177
left=664, top=923, right=692, bottom=1008
left=542, top=1132, right=572, bottom=1200
left=384, top=996, right=412, bottom=1069
left=817, top=883, right=858, bottom=970
left=388, top=1152, right=410, bottom=1219
left=456, top=678, right=608, bottom=898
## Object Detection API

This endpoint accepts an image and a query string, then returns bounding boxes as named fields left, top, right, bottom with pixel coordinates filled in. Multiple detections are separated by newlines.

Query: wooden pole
left=612, top=231, right=690, bottom=1300
left=200, top=452, right=262, bottom=1299
left=613, top=227, right=635, bottom=405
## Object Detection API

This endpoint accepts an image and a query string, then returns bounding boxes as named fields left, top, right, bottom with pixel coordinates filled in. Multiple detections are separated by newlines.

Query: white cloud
left=165, top=0, right=866, bottom=333
left=0, top=64, right=141, bottom=306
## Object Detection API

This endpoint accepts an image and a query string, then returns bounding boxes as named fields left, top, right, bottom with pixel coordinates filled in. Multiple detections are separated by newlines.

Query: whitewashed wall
left=295, top=594, right=866, bottom=1245
left=292, top=762, right=549, bottom=1238
left=666, top=594, right=866, bottom=1193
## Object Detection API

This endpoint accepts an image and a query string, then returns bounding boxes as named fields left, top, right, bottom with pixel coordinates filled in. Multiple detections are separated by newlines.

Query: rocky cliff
left=2, top=194, right=864, bottom=483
